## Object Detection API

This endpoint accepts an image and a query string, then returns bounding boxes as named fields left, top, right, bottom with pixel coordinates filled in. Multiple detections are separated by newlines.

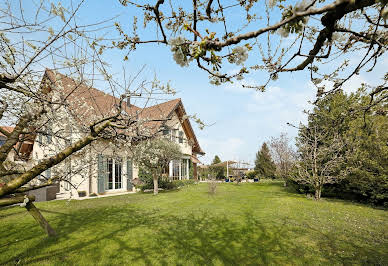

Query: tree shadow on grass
left=1, top=194, right=385, bottom=265
left=0, top=205, right=162, bottom=265
left=151, top=212, right=306, bottom=265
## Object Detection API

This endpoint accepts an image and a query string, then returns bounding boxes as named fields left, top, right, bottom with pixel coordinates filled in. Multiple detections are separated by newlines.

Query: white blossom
left=277, top=27, right=289, bottom=38
left=169, top=36, right=190, bottom=67
left=268, top=0, right=276, bottom=9
left=232, top=46, right=249, bottom=65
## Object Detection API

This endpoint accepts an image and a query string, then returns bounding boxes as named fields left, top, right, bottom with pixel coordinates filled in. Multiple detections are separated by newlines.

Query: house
left=0, top=69, right=204, bottom=199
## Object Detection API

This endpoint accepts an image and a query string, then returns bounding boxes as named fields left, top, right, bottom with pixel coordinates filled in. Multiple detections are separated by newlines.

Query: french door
left=107, top=158, right=122, bottom=190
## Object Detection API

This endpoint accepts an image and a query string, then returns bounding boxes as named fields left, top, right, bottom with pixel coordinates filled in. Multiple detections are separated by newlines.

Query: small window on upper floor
left=179, top=131, right=183, bottom=144
left=46, top=122, right=53, bottom=144
left=163, top=128, right=170, bottom=136
left=0, top=137, right=5, bottom=146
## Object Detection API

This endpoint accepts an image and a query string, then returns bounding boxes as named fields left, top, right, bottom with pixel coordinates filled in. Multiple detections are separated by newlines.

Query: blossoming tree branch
left=116, top=0, right=387, bottom=99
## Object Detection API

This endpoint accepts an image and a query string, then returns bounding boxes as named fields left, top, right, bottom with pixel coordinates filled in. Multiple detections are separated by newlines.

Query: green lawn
left=0, top=182, right=387, bottom=265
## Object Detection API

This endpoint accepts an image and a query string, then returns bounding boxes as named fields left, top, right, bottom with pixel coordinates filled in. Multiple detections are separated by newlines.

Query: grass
left=0, top=182, right=387, bottom=265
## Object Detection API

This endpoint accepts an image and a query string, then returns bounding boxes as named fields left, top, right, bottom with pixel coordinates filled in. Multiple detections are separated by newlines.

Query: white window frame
left=106, top=158, right=123, bottom=190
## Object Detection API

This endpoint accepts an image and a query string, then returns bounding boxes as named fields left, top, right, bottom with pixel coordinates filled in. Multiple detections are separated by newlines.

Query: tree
left=132, top=138, right=182, bottom=195
left=292, top=87, right=387, bottom=202
left=212, top=155, right=221, bottom=165
left=116, top=0, right=387, bottom=99
left=269, top=133, right=296, bottom=179
left=210, top=155, right=225, bottom=179
left=302, top=89, right=387, bottom=203
left=254, top=143, right=276, bottom=179
left=0, top=0, right=172, bottom=236
left=294, top=124, right=344, bottom=200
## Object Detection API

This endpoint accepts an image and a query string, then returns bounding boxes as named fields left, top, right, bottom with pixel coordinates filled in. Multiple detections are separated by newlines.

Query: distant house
left=1, top=69, right=204, bottom=199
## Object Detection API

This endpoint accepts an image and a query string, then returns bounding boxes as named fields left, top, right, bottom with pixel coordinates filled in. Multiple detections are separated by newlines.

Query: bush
left=138, top=178, right=178, bottom=192
left=172, top=179, right=196, bottom=187
left=246, top=170, right=257, bottom=179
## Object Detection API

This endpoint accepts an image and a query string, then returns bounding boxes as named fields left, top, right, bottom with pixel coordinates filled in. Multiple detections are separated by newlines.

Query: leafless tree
left=269, top=132, right=296, bottom=179
left=0, top=0, right=173, bottom=236
left=294, top=124, right=344, bottom=200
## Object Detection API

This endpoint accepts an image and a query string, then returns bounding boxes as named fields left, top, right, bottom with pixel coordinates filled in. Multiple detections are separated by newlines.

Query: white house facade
left=0, top=70, right=204, bottom=200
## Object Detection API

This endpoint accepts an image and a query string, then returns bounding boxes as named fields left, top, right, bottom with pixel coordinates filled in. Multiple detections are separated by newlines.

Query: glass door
left=107, top=158, right=122, bottom=190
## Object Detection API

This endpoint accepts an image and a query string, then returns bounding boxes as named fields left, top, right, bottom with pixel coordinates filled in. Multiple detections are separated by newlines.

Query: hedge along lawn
left=0, top=182, right=387, bottom=265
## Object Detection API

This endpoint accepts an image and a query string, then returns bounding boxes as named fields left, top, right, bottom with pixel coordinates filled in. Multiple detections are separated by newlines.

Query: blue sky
left=21, top=1, right=387, bottom=164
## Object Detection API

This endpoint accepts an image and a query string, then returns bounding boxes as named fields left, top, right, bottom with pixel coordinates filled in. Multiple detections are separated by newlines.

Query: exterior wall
left=163, top=112, right=193, bottom=156
left=3, top=99, right=197, bottom=199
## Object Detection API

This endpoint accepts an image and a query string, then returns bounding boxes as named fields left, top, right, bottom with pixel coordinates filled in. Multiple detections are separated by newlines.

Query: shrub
left=173, top=179, right=196, bottom=187
left=246, top=170, right=257, bottom=179
left=139, top=178, right=178, bottom=192
left=208, top=180, right=217, bottom=195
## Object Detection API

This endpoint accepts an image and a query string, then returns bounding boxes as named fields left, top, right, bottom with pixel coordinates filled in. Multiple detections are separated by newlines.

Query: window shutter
left=47, top=132, right=52, bottom=144
left=97, top=154, right=105, bottom=194
left=46, top=168, right=51, bottom=179
left=127, top=159, right=133, bottom=191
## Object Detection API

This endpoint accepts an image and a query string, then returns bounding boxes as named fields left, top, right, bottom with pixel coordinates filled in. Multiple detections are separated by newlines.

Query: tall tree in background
left=212, top=155, right=221, bottom=165
left=292, top=87, right=387, bottom=202
left=294, top=88, right=388, bottom=203
left=255, top=143, right=276, bottom=179
left=269, top=133, right=296, bottom=179
left=294, top=124, right=344, bottom=200
left=211, top=155, right=225, bottom=179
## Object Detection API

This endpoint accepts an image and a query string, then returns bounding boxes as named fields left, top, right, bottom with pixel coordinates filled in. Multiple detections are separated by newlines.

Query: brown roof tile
left=43, top=69, right=204, bottom=155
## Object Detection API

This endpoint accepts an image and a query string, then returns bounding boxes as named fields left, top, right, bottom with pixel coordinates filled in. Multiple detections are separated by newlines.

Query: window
left=46, top=125, right=53, bottom=144
left=173, top=129, right=178, bottom=142
left=172, top=160, right=180, bottom=180
left=181, top=159, right=187, bottom=178
left=107, top=158, right=122, bottom=189
left=0, top=137, right=5, bottom=146
left=163, top=128, right=170, bottom=136
left=179, top=131, right=183, bottom=143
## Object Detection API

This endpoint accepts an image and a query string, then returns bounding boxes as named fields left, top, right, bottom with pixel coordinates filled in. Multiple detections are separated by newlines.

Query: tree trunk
left=153, top=174, right=158, bottom=195
left=314, top=186, right=322, bottom=200
left=25, top=201, right=56, bottom=237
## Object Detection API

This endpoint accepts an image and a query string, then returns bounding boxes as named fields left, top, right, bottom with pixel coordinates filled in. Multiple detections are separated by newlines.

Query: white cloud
left=198, top=137, right=245, bottom=164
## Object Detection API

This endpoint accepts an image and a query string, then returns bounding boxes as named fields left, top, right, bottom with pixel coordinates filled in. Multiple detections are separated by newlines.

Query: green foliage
left=293, top=89, right=388, bottom=204
left=139, top=178, right=178, bottom=192
left=212, top=155, right=221, bottom=165
left=172, top=179, right=196, bottom=187
left=210, top=155, right=226, bottom=179
left=255, top=143, right=276, bottom=179
left=246, top=170, right=258, bottom=179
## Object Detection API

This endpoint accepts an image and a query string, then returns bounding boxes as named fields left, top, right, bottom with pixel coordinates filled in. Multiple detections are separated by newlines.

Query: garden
left=1, top=182, right=387, bottom=265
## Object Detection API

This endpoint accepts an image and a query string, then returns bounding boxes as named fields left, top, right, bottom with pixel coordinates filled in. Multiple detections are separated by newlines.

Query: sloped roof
left=44, top=70, right=141, bottom=124
left=43, top=69, right=204, bottom=155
